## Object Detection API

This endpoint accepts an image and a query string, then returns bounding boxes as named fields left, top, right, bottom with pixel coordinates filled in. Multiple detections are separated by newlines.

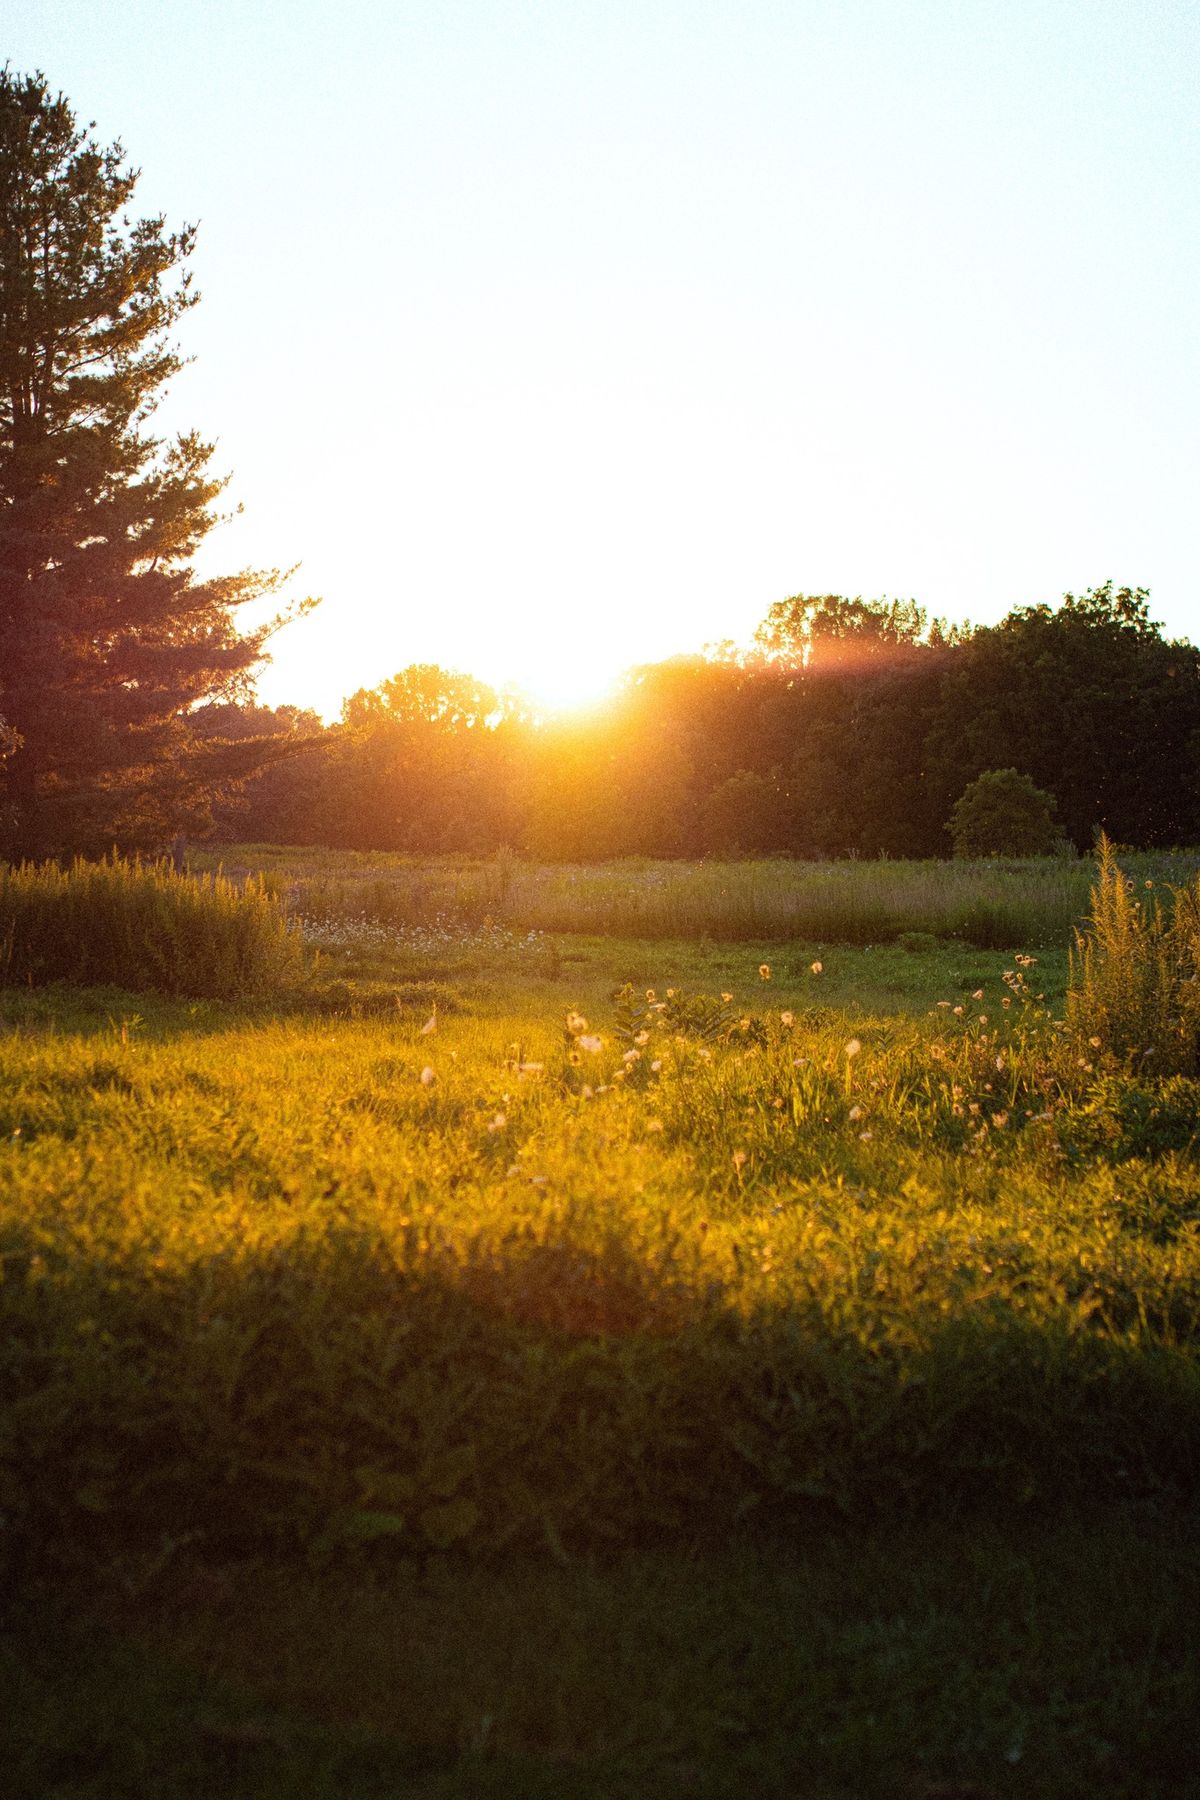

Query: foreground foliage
left=2, top=943, right=1197, bottom=1583
left=6, top=1511, right=1197, bottom=1799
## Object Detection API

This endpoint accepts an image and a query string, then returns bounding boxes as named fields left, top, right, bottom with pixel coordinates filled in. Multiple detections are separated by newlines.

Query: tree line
left=199, top=583, right=1200, bottom=859
left=3, top=71, right=1197, bottom=866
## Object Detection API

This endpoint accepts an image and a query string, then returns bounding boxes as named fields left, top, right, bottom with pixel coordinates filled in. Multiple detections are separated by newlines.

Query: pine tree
left=0, top=69, right=312, bottom=859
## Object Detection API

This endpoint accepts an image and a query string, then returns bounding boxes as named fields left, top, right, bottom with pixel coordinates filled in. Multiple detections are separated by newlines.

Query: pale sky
left=9, top=0, right=1199, bottom=715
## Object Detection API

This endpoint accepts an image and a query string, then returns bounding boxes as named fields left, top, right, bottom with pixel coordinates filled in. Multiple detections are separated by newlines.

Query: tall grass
left=0, top=858, right=303, bottom=999
left=205, top=842, right=1200, bottom=949
left=1068, top=837, right=1200, bottom=1075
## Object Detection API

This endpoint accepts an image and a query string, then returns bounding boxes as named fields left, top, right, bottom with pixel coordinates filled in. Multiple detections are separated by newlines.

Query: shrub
left=949, top=768, right=1062, bottom=858
left=1067, top=837, right=1200, bottom=1075
left=0, top=858, right=303, bottom=999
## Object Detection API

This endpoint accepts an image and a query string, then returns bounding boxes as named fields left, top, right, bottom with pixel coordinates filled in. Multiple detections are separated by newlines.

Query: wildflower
left=697, top=1047, right=712, bottom=1062
left=721, top=991, right=734, bottom=1003
left=646, top=989, right=656, bottom=1001
left=1145, top=879, right=1154, bottom=889
left=936, top=1000, right=951, bottom=1009
left=646, top=1118, right=664, bottom=1133
left=993, top=1113, right=1008, bottom=1129
left=759, top=963, right=771, bottom=980
left=650, top=1059, right=662, bottom=1072
left=634, top=1030, right=650, bottom=1046
left=577, top=1035, right=602, bottom=1054
left=848, top=1105, right=863, bottom=1121
left=1089, top=1036, right=1102, bottom=1048
left=566, top=1011, right=588, bottom=1035
left=666, top=987, right=676, bottom=999
left=581, top=1084, right=594, bottom=1099
left=732, top=1150, right=747, bottom=1171
left=978, top=1014, right=987, bottom=1024
left=487, top=1112, right=507, bottom=1133
left=972, top=988, right=984, bottom=1000
left=858, top=1130, right=873, bottom=1142
left=567, top=1050, right=582, bottom=1065
left=419, top=1066, right=436, bottom=1086
left=810, top=961, right=823, bottom=975
left=780, top=1010, right=794, bottom=1027
left=517, top=1062, right=544, bottom=1077
left=845, top=1039, right=862, bottom=1058
left=953, top=1005, right=964, bottom=1016
left=622, top=1048, right=640, bottom=1064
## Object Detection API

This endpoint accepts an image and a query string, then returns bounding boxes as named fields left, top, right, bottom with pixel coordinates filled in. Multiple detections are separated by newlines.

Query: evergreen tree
left=0, top=69, right=311, bottom=858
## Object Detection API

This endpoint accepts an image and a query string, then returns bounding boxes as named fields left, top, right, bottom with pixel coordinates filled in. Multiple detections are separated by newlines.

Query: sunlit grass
left=3, top=861, right=1199, bottom=1797
left=3, top=944, right=1196, bottom=1576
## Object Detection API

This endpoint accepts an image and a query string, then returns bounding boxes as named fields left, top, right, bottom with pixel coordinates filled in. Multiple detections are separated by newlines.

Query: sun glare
left=509, top=656, right=623, bottom=718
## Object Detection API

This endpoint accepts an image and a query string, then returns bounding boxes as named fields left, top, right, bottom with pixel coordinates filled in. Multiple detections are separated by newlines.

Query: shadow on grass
left=5, top=1509, right=1200, bottom=1800
left=4, top=1218, right=1198, bottom=1592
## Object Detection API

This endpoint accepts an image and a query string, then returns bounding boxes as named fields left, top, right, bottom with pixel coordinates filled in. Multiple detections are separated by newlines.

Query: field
left=3, top=850, right=1199, bottom=1798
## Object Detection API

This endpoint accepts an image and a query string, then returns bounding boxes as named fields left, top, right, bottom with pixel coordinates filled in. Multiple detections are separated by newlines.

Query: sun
left=505, top=653, right=624, bottom=717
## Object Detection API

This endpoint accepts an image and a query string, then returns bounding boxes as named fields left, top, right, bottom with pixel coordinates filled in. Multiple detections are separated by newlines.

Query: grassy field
left=2, top=853, right=1199, bottom=1797
left=193, top=841, right=1200, bottom=949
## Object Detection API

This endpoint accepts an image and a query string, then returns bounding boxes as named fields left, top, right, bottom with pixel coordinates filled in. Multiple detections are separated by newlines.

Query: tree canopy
left=216, top=582, right=1200, bottom=861
left=0, top=69, right=311, bottom=858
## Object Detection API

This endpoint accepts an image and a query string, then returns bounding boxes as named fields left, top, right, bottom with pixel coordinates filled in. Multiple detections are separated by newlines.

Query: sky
left=8, top=0, right=1199, bottom=717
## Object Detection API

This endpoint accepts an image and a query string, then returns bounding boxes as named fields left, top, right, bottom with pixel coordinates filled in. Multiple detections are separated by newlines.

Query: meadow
left=193, top=841, right=1200, bottom=949
left=2, top=848, right=1199, bottom=1798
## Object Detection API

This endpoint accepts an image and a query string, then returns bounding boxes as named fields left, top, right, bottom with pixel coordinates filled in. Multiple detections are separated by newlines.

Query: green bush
left=949, top=768, right=1063, bottom=858
left=0, top=858, right=303, bottom=999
